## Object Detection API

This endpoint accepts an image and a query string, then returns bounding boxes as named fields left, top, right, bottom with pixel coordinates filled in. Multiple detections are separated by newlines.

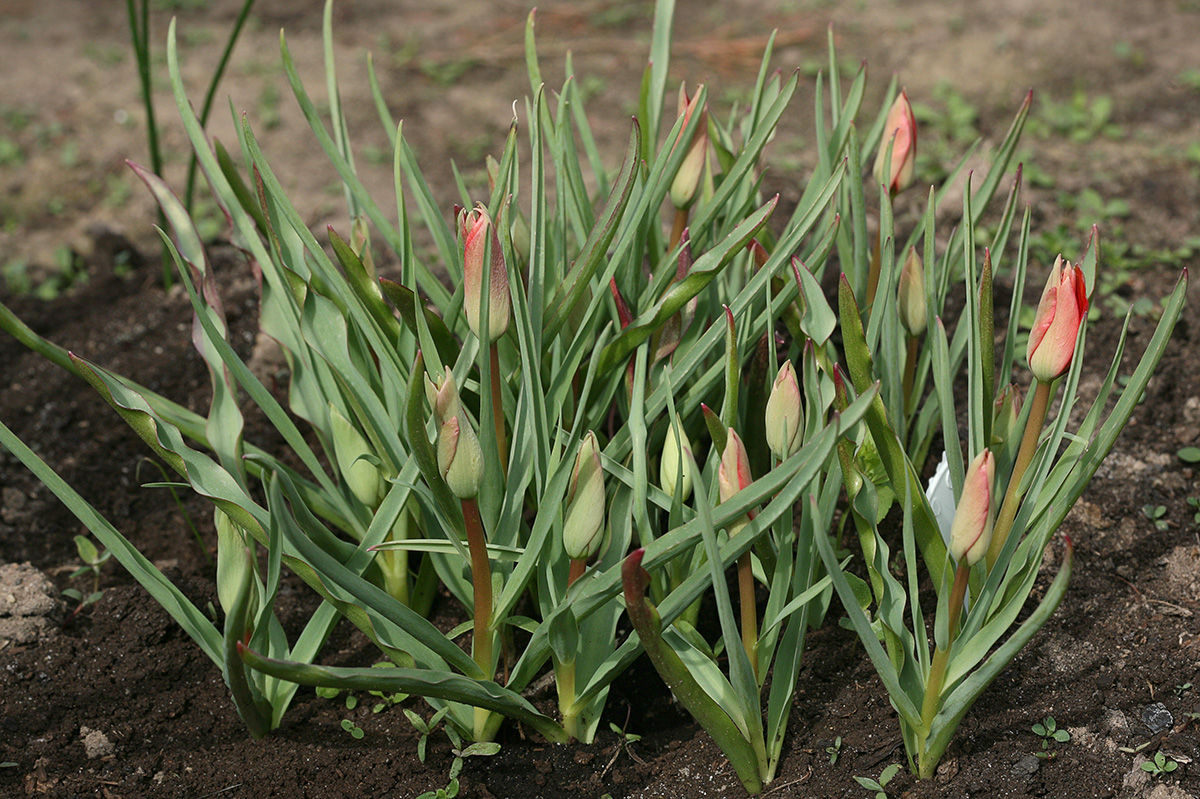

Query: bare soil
left=2, top=1, right=1199, bottom=797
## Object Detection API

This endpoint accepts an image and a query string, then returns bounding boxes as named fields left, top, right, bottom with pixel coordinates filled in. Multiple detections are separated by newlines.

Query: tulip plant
left=0, top=0, right=1188, bottom=792
left=820, top=165, right=1187, bottom=779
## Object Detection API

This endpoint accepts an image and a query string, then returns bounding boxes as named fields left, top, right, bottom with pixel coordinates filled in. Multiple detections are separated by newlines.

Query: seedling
left=1178, top=447, right=1200, bottom=464
left=415, top=727, right=500, bottom=799
left=1141, top=750, right=1179, bottom=778
left=1174, top=683, right=1193, bottom=698
left=1142, top=505, right=1169, bottom=531
left=1187, top=497, right=1200, bottom=529
left=1032, top=716, right=1071, bottom=759
left=61, top=534, right=111, bottom=615
left=340, top=718, right=365, bottom=739
left=404, top=707, right=450, bottom=763
left=600, top=719, right=646, bottom=779
left=854, top=763, right=901, bottom=798
left=826, top=736, right=843, bottom=765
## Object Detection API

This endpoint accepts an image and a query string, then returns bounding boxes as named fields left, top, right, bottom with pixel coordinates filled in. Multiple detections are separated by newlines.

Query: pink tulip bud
left=459, top=205, right=510, bottom=341
left=718, top=430, right=754, bottom=535
left=949, top=449, right=994, bottom=566
left=873, top=90, right=917, bottom=195
left=669, top=83, right=710, bottom=210
left=563, top=432, right=606, bottom=561
left=897, top=246, right=927, bottom=336
left=1026, top=256, right=1088, bottom=382
left=765, top=361, right=803, bottom=461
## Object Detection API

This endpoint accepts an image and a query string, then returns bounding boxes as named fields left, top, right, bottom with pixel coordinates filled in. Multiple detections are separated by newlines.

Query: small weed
left=1142, top=504, right=1168, bottom=531
left=419, top=57, right=477, bottom=87
left=404, top=707, right=449, bottom=762
left=826, top=735, right=843, bottom=765
left=1174, top=682, right=1193, bottom=697
left=1177, top=447, right=1200, bottom=464
left=1031, top=90, right=1123, bottom=142
left=1141, top=750, right=1179, bottom=778
left=340, top=718, right=365, bottom=739
left=601, top=718, right=647, bottom=779
left=1186, top=497, right=1200, bottom=529
left=1032, top=716, right=1070, bottom=759
left=854, top=763, right=900, bottom=798
left=415, top=726, right=500, bottom=799
left=61, top=534, right=111, bottom=616
left=1178, top=68, right=1200, bottom=92
left=0, top=136, right=23, bottom=166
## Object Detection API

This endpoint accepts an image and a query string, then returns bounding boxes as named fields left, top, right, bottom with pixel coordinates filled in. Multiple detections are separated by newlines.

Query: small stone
left=1141, top=702, right=1173, bottom=734
left=80, top=727, right=114, bottom=759
left=1012, top=755, right=1040, bottom=776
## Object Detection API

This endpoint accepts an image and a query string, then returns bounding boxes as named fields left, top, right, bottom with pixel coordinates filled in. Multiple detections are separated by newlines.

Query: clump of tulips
left=0, top=2, right=1188, bottom=795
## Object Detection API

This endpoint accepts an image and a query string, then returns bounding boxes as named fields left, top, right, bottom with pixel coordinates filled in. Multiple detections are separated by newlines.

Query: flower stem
left=985, top=379, right=1053, bottom=571
left=918, top=560, right=969, bottom=776
left=669, top=208, right=688, bottom=251
left=567, top=558, right=586, bottom=588
left=903, top=333, right=919, bottom=415
left=489, top=342, right=508, bottom=480
left=462, top=497, right=494, bottom=739
left=738, top=551, right=759, bottom=680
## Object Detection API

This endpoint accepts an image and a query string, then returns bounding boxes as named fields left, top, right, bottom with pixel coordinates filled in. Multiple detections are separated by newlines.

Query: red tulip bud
left=1026, top=256, right=1088, bottom=382
left=873, top=90, right=917, bottom=195
left=459, top=205, right=510, bottom=341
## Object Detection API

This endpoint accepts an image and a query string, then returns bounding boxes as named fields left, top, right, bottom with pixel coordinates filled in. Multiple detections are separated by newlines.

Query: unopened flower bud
left=669, top=83, right=709, bottom=210
left=459, top=205, right=510, bottom=342
left=659, top=415, right=694, bottom=501
left=718, top=430, right=753, bottom=536
left=765, top=361, right=803, bottom=461
left=991, top=383, right=1022, bottom=448
left=563, top=432, right=606, bottom=560
left=1027, top=256, right=1088, bottom=382
left=873, top=89, right=917, bottom=195
left=949, top=449, right=994, bottom=566
left=897, top=246, right=927, bottom=336
left=437, top=415, right=483, bottom=499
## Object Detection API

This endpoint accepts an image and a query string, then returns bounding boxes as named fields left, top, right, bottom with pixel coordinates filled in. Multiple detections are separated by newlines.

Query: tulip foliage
left=0, top=0, right=1189, bottom=794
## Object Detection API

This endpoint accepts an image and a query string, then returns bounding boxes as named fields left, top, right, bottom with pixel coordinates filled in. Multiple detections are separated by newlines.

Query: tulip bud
left=669, top=83, right=710, bottom=210
left=873, top=89, right=917, bottom=195
left=897, top=246, right=927, bottom=336
left=764, top=360, right=803, bottom=461
left=426, top=369, right=463, bottom=426
left=459, top=205, right=510, bottom=342
left=718, top=430, right=754, bottom=535
left=427, top=369, right=483, bottom=499
left=1026, top=256, right=1088, bottom=382
left=949, top=449, right=994, bottom=566
left=563, top=432, right=606, bottom=561
left=659, top=415, right=694, bottom=501
left=991, top=383, right=1022, bottom=448
left=329, top=403, right=383, bottom=508
left=437, top=415, right=484, bottom=499
left=350, top=215, right=376, bottom=282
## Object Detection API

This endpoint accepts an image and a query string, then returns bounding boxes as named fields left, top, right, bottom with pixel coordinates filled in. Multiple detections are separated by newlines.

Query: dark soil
left=3, top=1, right=1200, bottom=798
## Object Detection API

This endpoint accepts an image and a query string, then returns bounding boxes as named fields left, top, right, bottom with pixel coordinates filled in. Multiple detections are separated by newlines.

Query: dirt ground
left=1, top=0, right=1199, bottom=797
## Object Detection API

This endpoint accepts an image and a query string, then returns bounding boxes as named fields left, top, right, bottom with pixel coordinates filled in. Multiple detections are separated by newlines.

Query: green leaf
left=239, top=647, right=567, bottom=743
